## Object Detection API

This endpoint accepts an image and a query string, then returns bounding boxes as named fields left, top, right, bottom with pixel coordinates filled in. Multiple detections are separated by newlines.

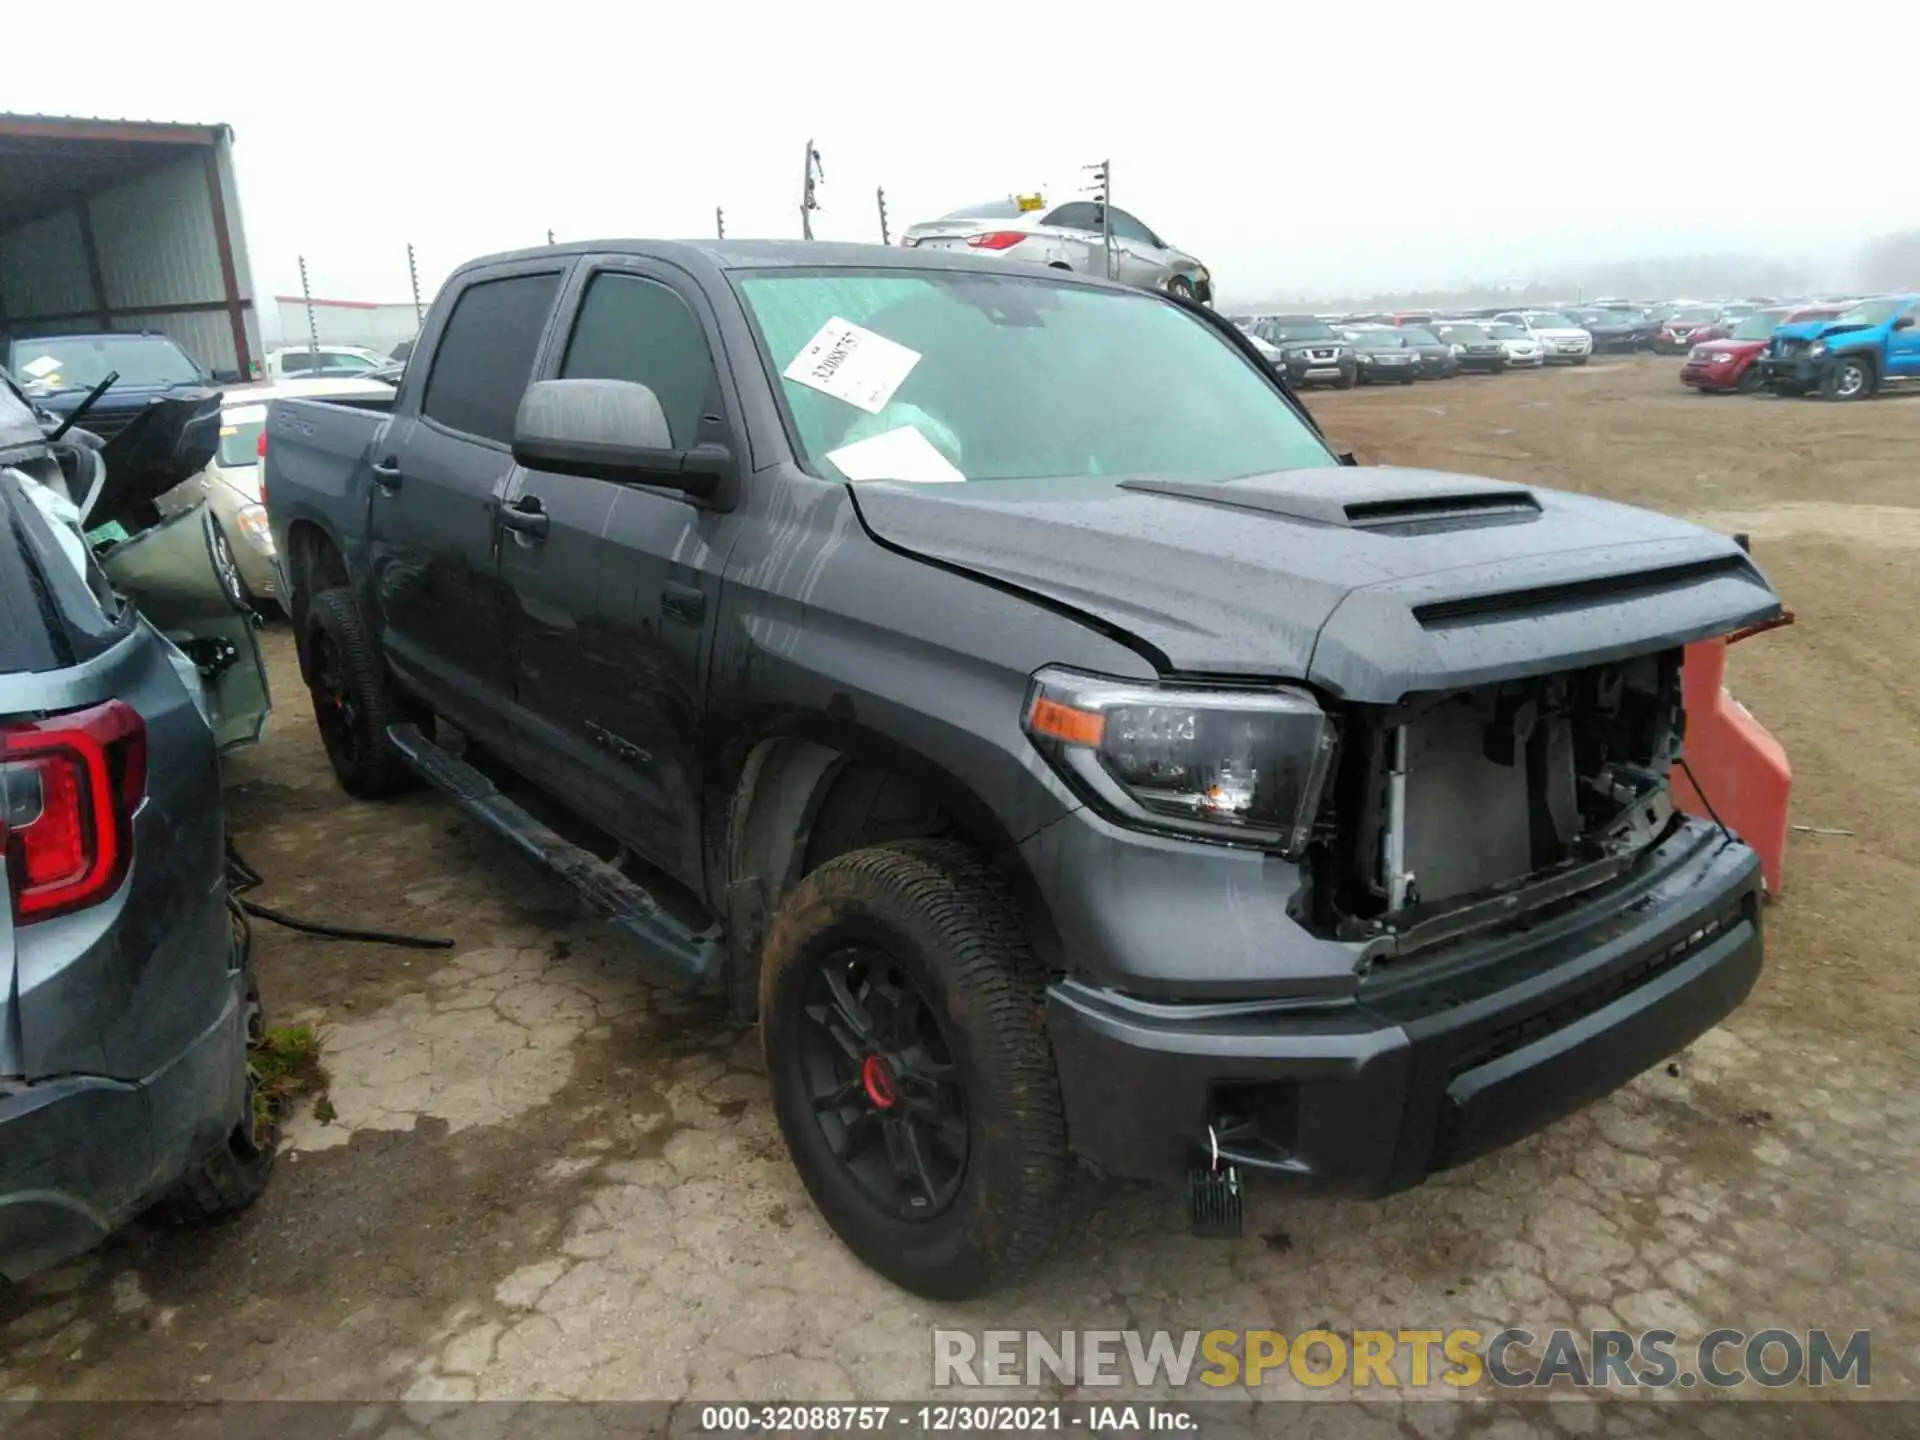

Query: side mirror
left=512, top=379, right=729, bottom=503
left=1896, top=314, right=1916, bottom=331
left=211, top=367, right=242, bottom=384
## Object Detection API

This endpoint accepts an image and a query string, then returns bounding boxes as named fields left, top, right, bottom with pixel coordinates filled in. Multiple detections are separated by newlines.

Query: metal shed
left=0, top=114, right=261, bottom=379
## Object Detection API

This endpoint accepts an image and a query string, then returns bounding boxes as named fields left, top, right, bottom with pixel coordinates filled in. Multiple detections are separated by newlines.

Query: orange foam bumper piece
left=1669, top=637, right=1791, bottom=897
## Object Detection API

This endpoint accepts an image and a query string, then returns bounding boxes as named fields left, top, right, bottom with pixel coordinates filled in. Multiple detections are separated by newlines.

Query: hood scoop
left=1120, top=467, right=1541, bottom=536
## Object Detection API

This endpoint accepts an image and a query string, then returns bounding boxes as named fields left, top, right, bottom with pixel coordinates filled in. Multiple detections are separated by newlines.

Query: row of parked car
left=1233, top=312, right=1594, bottom=387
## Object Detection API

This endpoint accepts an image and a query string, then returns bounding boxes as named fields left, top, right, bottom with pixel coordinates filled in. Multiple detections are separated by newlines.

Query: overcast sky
left=18, top=3, right=1917, bottom=308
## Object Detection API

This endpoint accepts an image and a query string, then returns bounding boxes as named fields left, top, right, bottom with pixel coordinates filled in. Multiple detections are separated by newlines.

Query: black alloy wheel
left=797, top=944, right=968, bottom=1221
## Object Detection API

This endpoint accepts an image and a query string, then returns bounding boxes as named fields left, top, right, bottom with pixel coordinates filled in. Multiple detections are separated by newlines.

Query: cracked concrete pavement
left=0, top=360, right=1912, bottom=1427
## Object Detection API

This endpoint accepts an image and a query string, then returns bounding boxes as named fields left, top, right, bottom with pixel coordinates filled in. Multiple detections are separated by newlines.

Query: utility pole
left=716, top=206, right=726, bottom=239
left=406, top=242, right=423, bottom=324
left=876, top=186, right=891, bottom=246
left=1085, top=158, right=1112, bottom=280
left=298, top=254, right=319, bottom=360
left=801, top=139, right=824, bottom=240
left=546, top=228, right=555, bottom=246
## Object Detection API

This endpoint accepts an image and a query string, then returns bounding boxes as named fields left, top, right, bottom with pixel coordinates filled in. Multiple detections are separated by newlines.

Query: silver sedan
left=901, top=197, right=1212, bottom=303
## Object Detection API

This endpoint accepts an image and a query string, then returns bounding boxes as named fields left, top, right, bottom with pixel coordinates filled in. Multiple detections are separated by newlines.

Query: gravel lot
left=1, top=356, right=1912, bottom=1425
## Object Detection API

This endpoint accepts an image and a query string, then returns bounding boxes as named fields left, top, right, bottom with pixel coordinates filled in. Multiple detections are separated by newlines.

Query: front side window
left=1107, top=209, right=1159, bottom=245
left=559, top=273, right=718, bottom=448
left=321, top=352, right=380, bottom=374
left=737, top=268, right=1332, bottom=485
left=420, top=271, right=562, bottom=444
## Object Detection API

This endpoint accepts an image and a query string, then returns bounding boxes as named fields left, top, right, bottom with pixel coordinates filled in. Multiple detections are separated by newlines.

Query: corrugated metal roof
left=0, top=113, right=231, bottom=137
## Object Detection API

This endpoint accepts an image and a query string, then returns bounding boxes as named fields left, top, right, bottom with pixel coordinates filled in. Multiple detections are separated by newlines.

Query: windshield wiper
left=48, top=371, right=119, bottom=443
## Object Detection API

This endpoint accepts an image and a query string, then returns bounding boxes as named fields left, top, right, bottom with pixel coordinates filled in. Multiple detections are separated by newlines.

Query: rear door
left=372, top=262, right=566, bottom=745
left=497, top=259, right=744, bottom=890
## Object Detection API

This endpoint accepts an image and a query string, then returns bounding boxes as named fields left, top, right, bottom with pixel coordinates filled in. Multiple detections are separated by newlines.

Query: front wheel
left=1165, top=274, right=1197, bottom=300
left=1399, top=374, right=1416, bottom=385
left=761, top=841, right=1070, bottom=1299
left=1334, top=373, right=1356, bottom=390
left=1820, top=358, right=1873, bottom=401
left=210, top=525, right=254, bottom=613
left=1572, top=355, right=1590, bottom=366
left=1735, top=364, right=1765, bottom=395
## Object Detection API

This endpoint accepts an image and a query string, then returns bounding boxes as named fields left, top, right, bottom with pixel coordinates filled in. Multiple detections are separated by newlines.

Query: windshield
left=1670, top=308, right=1717, bottom=324
left=737, top=269, right=1334, bottom=484
left=1732, top=311, right=1787, bottom=341
left=8, top=334, right=202, bottom=392
left=1263, top=320, right=1336, bottom=342
left=1351, top=331, right=1407, bottom=350
left=1441, top=324, right=1489, bottom=342
left=1832, top=298, right=1907, bottom=327
left=1486, top=324, right=1527, bottom=340
left=1530, top=313, right=1577, bottom=328
left=1399, top=327, right=1439, bottom=344
left=218, top=404, right=267, bottom=468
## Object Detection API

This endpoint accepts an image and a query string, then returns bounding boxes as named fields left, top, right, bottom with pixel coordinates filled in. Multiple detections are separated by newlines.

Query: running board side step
left=385, top=724, right=725, bottom=990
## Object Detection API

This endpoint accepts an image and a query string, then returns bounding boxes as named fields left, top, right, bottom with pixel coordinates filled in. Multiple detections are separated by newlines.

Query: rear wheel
left=158, top=966, right=275, bottom=1224
left=303, top=587, right=416, bottom=798
left=761, top=841, right=1070, bottom=1299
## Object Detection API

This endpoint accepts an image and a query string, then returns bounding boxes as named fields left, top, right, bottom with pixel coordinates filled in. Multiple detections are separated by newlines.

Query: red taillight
left=256, top=429, right=268, bottom=458
left=965, top=231, right=1028, bottom=251
left=0, top=700, right=145, bottom=923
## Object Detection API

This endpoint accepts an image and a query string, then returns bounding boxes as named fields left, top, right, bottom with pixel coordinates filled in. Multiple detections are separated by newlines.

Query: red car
left=1651, top=306, right=1725, bottom=354
left=1680, top=305, right=1845, bottom=393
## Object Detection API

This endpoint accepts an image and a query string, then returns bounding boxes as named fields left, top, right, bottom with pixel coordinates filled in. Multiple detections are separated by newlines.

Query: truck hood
left=1768, top=320, right=1827, bottom=344
left=849, top=467, right=1780, bottom=702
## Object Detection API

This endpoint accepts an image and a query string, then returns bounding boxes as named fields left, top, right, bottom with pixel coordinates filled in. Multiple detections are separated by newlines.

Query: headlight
left=1810, top=341, right=1827, bottom=357
left=1357, top=353, right=1374, bottom=363
left=1449, top=344, right=1464, bottom=356
left=235, top=503, right=274, bottom=549
left=1712, top=352, right=1735, bottom=364
left=1023, top=668, right=1336, bottom=853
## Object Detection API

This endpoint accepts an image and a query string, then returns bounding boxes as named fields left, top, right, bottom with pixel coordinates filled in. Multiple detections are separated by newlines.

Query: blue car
left=1758, top=294, right=1920, bottom=401
left=0, top=373, right=274, bottom=1280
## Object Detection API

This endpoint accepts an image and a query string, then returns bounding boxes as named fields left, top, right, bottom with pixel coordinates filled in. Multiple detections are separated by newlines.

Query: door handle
left=497, top=495, right=550, bottom=540
left=370, top=457, right=403, bottom=491
left=662, top=583, right=705, bottom=624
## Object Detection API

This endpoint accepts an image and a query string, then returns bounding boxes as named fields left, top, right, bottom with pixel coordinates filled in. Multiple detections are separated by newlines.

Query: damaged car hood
left=849, top=466, right=1781, bottom=701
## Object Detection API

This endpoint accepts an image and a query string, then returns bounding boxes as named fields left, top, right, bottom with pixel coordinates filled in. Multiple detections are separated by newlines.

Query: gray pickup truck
left=263, top=239, right=1781, bottom=1299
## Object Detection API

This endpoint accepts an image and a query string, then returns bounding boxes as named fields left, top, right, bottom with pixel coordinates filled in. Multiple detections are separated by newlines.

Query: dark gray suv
left=0, top=376, right=273, bottom=1279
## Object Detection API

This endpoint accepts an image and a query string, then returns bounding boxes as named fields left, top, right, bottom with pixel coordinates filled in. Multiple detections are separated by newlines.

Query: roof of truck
left=455, top=238, right=1133, bottom=285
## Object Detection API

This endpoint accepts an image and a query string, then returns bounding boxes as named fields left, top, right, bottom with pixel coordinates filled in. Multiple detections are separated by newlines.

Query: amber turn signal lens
left=1027, top=697, right=1106, bottom=747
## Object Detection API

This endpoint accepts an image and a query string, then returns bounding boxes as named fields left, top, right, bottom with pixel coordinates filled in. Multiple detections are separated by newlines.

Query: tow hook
left=1186, top=1124, right=1245, bottom=1239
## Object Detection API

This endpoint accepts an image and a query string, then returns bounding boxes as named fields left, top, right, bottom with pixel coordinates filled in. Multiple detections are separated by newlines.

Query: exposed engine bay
left=1316, top=651, right=1685, bottom=951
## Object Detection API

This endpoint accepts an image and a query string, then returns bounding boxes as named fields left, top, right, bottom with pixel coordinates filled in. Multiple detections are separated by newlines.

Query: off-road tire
left=303, top=587, right=415, bottom=798
left=1820, top=356, right=1874, bottom=402
left=761, top=840, right=1070, bottom=1299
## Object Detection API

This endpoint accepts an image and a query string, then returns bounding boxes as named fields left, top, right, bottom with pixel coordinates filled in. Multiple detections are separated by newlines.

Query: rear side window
left=1041, top=202, right=1098, bottom=230
left=279, top=352, right=314, bottom=373
left=559, top=273, right=717, bottom=448
left=421, top=272, right=562, bottom=444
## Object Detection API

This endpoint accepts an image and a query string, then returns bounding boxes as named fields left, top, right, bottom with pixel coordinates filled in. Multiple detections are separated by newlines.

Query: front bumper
left=1681, top=358, right=1747, bottom=389
left=1545, top=342, right=1593, bottom=363
left=1757, top=353, right=1827, bottom=387
left=1046, top=819, right=1762, bottom=1189
left=1280, top=355, right=1355, bottom=388
left=0, top=979, right=247, bottom=1281
left=1356, top=361, right=1418, bottom=381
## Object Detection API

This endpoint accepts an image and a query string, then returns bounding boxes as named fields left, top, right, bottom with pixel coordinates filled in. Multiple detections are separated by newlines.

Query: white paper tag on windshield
left=784, top=317, right=921, bottom=414
left=826, top=425, right=965, bottom=485
left=20, top=354, right=61, bottom=379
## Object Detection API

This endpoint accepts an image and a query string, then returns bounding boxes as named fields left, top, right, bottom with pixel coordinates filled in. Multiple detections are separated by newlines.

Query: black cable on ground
left=226, top=838, right=454, bottom=951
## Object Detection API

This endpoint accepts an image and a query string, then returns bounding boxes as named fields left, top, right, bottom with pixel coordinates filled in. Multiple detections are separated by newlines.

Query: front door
left=371, top=264, right=565, bottom=746
left=1888, top=300, right=1920, bottom=380
left=498, top=262, right=741, bottom=890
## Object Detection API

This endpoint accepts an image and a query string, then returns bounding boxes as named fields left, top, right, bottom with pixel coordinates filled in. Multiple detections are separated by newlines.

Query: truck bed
left=261, top=394, right=399, bottom=585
